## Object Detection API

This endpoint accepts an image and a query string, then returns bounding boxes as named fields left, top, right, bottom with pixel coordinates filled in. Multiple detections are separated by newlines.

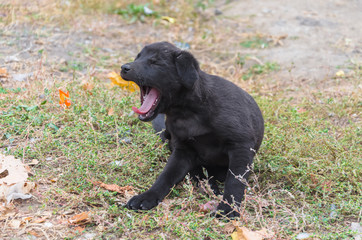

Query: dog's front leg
left=127, top=148, right=196, bottom=210
left=217, top=146, right=254, bottom=218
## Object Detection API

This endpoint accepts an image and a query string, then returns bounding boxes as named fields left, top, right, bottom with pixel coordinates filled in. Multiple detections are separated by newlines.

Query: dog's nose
left=121, top=64, right=131, bottom=74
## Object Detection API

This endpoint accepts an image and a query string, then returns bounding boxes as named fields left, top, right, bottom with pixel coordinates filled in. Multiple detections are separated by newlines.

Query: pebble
left=296, top=233, right=311, bottom=239
left=111, top=160, right=124, bottom=167
left=296, top=16, right=320, bottom=26
left=214, top=9, right=222, bottom=15
left=43, top=222, right=53, bottom=228
left=329, top=204, right=337, bottom=218
left=12, top=73, right=33, bottom=82
left=80, top=233, right=97, bottom=240
left=351, top=222, right=362, bottom=240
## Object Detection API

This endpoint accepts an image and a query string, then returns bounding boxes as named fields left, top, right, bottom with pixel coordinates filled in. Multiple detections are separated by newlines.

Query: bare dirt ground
left=1, top=0, right=361, bottom=90
left=0, top=0, right=361, bottom=239
left=223, top=0, right=361, bottom=81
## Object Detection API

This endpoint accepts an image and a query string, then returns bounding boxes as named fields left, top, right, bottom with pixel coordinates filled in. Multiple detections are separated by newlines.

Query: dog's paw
left=126, top=191, right=161, bottom=210
left=214, top=202, right=240, bottom=219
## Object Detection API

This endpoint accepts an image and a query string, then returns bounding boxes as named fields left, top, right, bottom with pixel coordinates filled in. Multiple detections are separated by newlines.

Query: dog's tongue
left=132, top=88, right=159, bottom=114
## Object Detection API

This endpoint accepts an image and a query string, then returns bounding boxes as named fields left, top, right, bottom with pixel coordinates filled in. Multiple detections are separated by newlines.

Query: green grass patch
left=240, top=36, right=269, bottom=49
left=114, top=3, right=159, bottom=23
left=237, top=54, right=280, bottom=80
left=0, top=78, right=360, bottom=239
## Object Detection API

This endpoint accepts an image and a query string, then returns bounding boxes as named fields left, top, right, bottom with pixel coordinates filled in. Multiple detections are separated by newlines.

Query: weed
left=59, top=61, right=88, bottom=72
left=240, top=36, right=269, bottom=49
left=238, top=57, right=280, bottom=80
left=114, top=3, right=159, bottom=23
left=195, top=0, right=215, bottom=10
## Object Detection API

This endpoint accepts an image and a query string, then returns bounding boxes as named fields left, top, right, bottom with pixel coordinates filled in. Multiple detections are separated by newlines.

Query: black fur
left=121, top=42, right=264, bottom=217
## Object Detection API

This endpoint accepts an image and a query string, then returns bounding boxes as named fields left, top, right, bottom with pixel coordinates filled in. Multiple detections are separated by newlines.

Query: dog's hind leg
left=216, top=145, right=254, bottom=218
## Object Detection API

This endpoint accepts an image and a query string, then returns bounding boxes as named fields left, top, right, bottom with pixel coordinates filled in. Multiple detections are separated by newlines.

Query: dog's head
left=121, top=42, right=200, bottom=121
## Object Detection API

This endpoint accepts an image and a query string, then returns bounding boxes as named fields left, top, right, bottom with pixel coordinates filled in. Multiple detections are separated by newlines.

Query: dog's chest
left=187, top=134, right=228, bottom=165
left=166, top=115, right=209, bottom=140
left=167, top=116, right=228, bottom=165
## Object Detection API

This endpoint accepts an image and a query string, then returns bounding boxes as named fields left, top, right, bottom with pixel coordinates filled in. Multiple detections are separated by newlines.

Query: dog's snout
left=121, top=64, right=131, bottom=74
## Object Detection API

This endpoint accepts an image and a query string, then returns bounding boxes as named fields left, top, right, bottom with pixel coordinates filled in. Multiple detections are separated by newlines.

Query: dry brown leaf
left=0, top=154, right=37, bottom=203
left=0, top=68, right=9, bottom=78
left=223, top=223, right=236, bottom=234
left=68, top=211, right=91, bottom=225
left=82, top=81, right=94, bottom=94
left=50, top=178, right=57, bottom=183
left=108, top=71, right=139, bottom=92
left=0, top=169, right=9, bottom=179
left=89, top=179, right=134, bottom=195
left=27, top=230, right=41, bottom=237
left=22, top=216, right=33, bottom=222
left=0, top=154, right=28, bottom=185
left=108, top=107, right=114, bottom=116
left=270, top=34, right=288, bottom=46
left=74, top=225, right=86, bottom=233
left=199, top=200, right=218, bottom=213
left=33, top=217, right=47, bottom=223
left=231, top=226, right=273, bottom=240
left=28, top=159, right=39, bottom=166
left=0, top=204, right=15, bottom=218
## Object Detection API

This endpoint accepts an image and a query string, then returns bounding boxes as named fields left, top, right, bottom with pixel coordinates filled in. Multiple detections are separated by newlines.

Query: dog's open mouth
left=132, top=86, right=161, bottom=121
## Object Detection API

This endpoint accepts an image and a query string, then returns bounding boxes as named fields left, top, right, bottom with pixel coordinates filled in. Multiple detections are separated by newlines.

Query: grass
left=114, top=3, right=160, bottom=23
left=240, top=36, right=269, bottom=49
left=237, top=54, right=280, bottom=80
left=1, top=76, right=360, bottom=239
left=0, top=0, right=361, bottom=239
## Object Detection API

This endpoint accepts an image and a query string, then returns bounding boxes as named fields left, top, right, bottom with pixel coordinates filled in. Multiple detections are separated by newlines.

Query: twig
left=29, top=226, right=50, bottom=240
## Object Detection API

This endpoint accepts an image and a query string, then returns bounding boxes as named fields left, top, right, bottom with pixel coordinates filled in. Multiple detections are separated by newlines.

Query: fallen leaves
left=89, top=179, right=134, bottom=196
left=81, top=80, right=94, bottom=94
left=199, top=200, right=218, bottom=213
left=108, top=71, right=139, bottom=92
left=27, top=230, right=41, bottom=237
left=231, top=226, right=274, bottom=240
left=335, top=70, right=345, bottom=77
left=59, top=89, right=71, bottom=108
left=108, top=107, right=114, bottom=116
left=269, top=34, right=288, bottom=46
left=0, top=68, right=9, bottom=78
left=68, top=211, right=91, bottom=226
left=0, top=154, right=36, bottom=204
left=161, top=16, right=176, bottom=24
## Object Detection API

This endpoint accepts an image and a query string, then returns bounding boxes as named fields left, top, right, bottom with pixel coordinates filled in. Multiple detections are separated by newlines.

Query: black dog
left=121, top=42, right=264, bottom=217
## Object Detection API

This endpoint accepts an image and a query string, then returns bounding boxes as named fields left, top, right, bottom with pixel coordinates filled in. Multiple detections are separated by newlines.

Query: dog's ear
left=175, top=51, right=199, bottom=89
